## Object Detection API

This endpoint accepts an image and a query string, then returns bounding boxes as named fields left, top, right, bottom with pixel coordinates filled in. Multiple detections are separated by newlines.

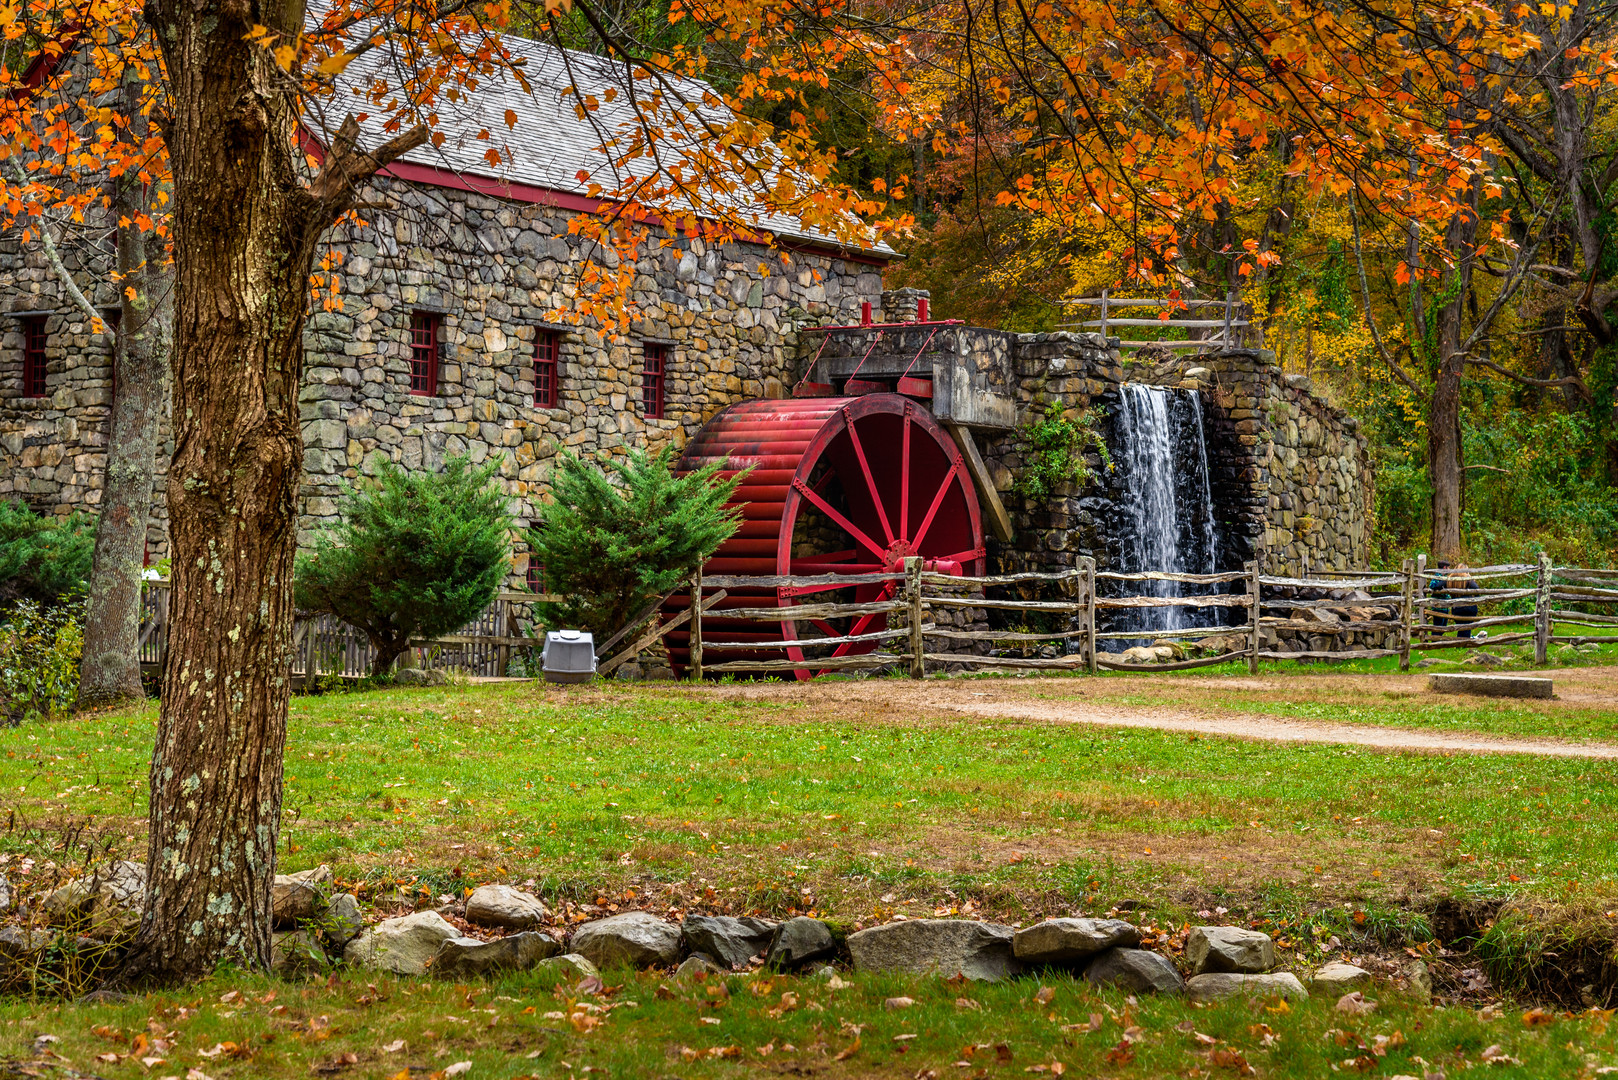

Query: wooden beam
left=943, top=421, right=1014, bottom=543
left=599, top=590, right=729, bottom=676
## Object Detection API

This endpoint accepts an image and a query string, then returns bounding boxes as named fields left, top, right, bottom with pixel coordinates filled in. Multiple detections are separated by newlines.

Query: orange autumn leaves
left=3, top=0, right=1611, bottom=323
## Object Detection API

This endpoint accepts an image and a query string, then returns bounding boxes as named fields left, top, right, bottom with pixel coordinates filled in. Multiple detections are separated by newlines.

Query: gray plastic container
left=541, top=629, right=596, bottom=683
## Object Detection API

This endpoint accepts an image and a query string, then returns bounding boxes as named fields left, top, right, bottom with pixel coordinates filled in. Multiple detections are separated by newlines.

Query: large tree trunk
left=119, top=0, right=423, bottom=983
left=1429, top=341, right=1464, bottom=561
left=1429, top=202, right=1479, bottom=563
left=78, top=76, right=172, bottom=711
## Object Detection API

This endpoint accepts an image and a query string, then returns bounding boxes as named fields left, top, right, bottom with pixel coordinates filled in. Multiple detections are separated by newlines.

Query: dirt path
left=711, top=668, right=1618, bottom=758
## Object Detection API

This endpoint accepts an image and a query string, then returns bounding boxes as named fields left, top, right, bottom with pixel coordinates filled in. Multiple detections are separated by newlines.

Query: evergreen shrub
left=530, top=448, right=743, bottom=641
left=0, top=499, right=94, bottom=606
left=295, top=455, right=514, bottom=676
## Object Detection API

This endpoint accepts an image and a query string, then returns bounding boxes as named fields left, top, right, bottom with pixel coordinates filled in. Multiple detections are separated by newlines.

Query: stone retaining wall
left=958, top=340, right=1372, bottom=578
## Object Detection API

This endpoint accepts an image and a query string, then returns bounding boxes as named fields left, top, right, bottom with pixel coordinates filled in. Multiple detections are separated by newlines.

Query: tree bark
left=119, top=0, right=424, bottom=984
left=1429, top=200, right=1479, bottom=563
left=77, top=70, right=172, bottom=712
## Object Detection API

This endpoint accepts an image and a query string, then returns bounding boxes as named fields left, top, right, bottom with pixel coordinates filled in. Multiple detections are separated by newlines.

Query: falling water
left=1110, top=384, right=1220, bottom=640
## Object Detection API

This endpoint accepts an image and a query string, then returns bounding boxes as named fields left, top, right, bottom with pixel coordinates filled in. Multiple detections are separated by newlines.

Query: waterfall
left=1109, top=384, right=1221, bottom=640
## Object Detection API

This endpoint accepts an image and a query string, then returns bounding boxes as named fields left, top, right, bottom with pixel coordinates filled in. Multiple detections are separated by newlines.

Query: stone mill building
left=0, top=28, right=1375, bottom=602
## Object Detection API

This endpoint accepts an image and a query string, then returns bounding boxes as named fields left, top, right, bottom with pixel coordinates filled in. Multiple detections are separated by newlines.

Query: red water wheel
left=664, top=394, right=985, bottom=679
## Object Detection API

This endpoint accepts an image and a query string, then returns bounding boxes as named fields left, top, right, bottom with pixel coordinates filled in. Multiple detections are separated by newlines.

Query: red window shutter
left=409, top=312, right=441, bottom=396
left=534, top=330, right=559, bottom=408
left=21, top=315, right=47, bottom=398
left=642, top=342, right=666, bottom=419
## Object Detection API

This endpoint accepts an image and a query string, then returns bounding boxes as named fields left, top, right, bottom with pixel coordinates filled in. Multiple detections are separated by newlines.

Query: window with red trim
left=641, top=342, right=667, bottom=419
left=408, top=311, right=441, bottom=395
left=20, top=315, right=47, bottom=398
left=533, top=329, right=560, bottom=408
left=526, top=558, right=546, bottom=594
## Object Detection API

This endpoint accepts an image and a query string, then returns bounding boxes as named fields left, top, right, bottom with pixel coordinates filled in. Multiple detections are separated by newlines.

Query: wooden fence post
left=1084, top=556, right=1098, bottom=675
left=1412, top=553, right=1427, bottom=651
left=1399, top=557, right=1415, bottom=672
left=497, top=597, right=513, bottom=677
left=906, top=556, right=925, bottom=679
left=690, top=568, right=704, bottom=682
left=1535, top=551, right=1552, bottom=665
left=1247, top=560, right=1261, bottom=675
left=304, top=616, right=319, bottom=686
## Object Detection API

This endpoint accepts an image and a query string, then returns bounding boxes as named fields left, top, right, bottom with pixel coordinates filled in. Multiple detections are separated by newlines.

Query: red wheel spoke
left=794, top=479, right=888, bottom=560
left=910, top=461, right=963, bottom=551
left=936, top=547, right=984, bottom=566
left=809, top=619, right=841, bottom=638
left=792, top=549, right=859, bottom=565
left=899, top=412, right=912, bottom=539
left=844, top=411, right=895, bottom=547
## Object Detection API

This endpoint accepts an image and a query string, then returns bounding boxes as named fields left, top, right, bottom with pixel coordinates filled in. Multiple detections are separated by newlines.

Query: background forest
left=546, top=0, right=1618, bottom=567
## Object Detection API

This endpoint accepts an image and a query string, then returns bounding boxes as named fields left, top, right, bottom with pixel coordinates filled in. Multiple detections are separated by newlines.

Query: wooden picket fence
left=132, top=556, right=1617, bottom=682
left=138, top=584, right=549, bottom=683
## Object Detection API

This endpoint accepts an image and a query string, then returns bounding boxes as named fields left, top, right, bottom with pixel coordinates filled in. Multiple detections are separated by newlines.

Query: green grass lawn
left=6, top=674, right=1617, bottom=928
left=6, top=670, right=1618, bottom=1071
left=4, top=965, right=1615, bottom=1078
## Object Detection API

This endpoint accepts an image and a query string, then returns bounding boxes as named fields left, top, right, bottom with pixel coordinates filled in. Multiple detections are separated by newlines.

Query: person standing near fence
left=1450, top=564, right=1479, bottom=639
left=1429, top=560, right=1452, bottom=635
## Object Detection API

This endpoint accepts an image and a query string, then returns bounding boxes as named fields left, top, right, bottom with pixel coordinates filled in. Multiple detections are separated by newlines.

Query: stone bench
left=1428, top=672, right=1553, bottom=699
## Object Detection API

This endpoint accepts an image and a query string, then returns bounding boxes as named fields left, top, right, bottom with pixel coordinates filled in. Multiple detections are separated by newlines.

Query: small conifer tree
left=295, top=455, right=514, bottom=676
left=0, top=499, right=95, bottom=606
left=532, top=448, right=743, bottom=640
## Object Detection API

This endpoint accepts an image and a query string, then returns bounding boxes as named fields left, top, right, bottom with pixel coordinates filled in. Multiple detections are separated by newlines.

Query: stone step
left=1428, top=672, right=1553, bottom=699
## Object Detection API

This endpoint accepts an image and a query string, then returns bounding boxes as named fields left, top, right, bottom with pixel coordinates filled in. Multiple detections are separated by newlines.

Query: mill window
left=534, top=329, right=560, bottom=408
left=20, top=315, right=46, bottom=398
left=642, top=342, right=667, bottom=419
left=408, top=311, right=441, bottom=396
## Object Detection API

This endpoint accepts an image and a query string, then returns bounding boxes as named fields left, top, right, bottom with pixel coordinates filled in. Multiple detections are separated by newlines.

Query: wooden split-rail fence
left=133, top=556, right=1616, bottom=683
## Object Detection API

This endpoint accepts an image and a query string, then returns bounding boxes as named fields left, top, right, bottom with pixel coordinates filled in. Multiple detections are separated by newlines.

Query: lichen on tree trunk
left=118, top=0, right=425, bottom=984
left=78, top=71, right=172, bottom=712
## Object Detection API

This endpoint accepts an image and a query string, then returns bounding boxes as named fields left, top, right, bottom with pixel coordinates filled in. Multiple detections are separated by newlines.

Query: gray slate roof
left=306, top=30, right=888, bottom=255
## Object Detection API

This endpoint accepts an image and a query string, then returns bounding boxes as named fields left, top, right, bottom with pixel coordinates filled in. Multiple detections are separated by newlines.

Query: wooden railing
left=676, top=556, right=1615, bottom=678
left=131, top=557, right=1617, bottom=683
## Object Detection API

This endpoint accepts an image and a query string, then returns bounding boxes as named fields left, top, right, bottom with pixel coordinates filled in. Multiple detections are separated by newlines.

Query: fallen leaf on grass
left=382, top=1040, right=406, bottom=1053
left=312, top=1052, right=359, bottom=1074
left=1336, top=992, right=1377, bottom=1015
left=441, top=1063, right=472, bottom=1078
left=834, top=1037, right=861, bottom=1061
left=885, top=997, right=915, bottom=1010
left=895, top=1034, right=918, bottom=1042
left=1209, top=1049, right=1254, bottom=1075
left=1340, top=1055, right=1379, bottom=1072
left=1522, top=1009, right=1554, bottom=1027
left=95, top=1052, right=121, bottom=1064
left=1481, top=1044, right=1523, bottom=1066
left=1103, top=1040, right=1133, bottom=1065
left=1033, top=986, right=1056, bottom=1005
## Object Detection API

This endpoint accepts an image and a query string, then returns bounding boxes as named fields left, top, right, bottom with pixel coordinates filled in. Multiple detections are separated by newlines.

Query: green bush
left=0, top=599, right=84, bottom=724
left=294, top=455, right=514, bottom=676
left=0, top=499, right=94, bottom=606
left=531, top=447, right=744, bottom=641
